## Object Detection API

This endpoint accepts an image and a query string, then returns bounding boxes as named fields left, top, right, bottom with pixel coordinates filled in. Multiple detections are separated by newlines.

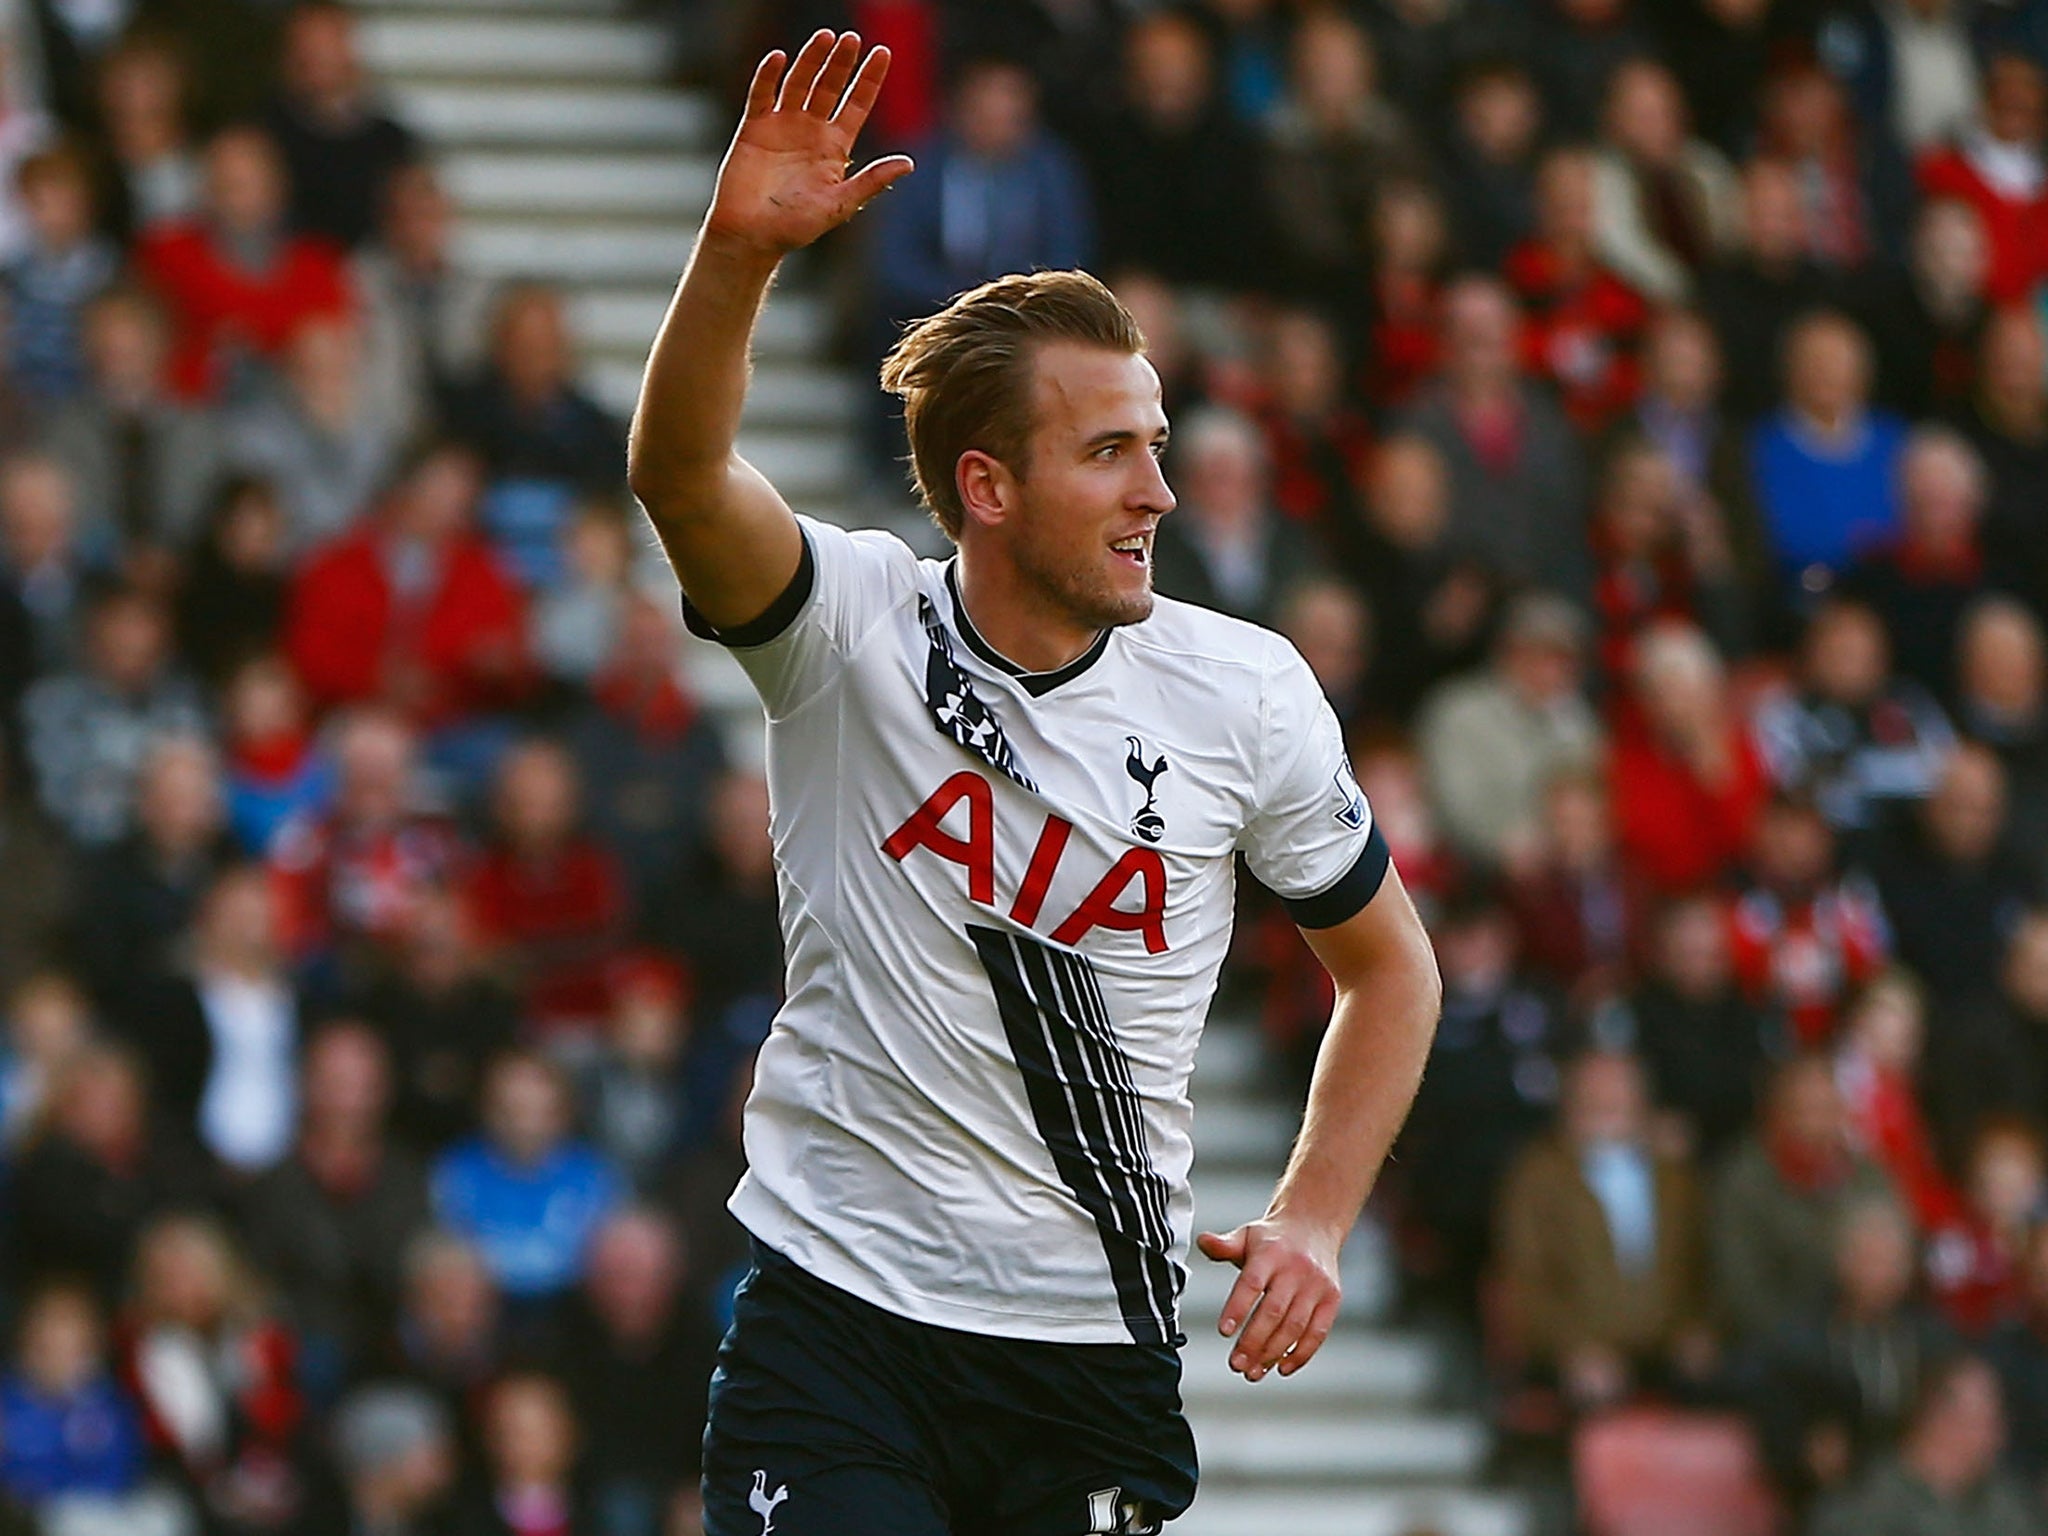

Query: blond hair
left=879, top=270, right=1145, bottom=540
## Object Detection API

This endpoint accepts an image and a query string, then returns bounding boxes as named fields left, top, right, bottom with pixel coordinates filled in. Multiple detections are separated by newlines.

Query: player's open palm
left=707, top=31, right=915, bottom=259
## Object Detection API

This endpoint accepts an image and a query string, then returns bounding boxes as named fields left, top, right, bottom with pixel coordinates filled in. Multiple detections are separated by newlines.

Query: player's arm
left=1197, top=867, right=1440, bottom=1381
left=627, top=32, right=912, bottom=631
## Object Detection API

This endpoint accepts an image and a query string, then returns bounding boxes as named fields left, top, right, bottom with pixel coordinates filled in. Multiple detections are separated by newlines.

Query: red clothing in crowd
left=1729, top=882, right=1888, bottom=1048
left=465, top=839, right=626, bottom=1032
left=271, top=811, right=468, bottom=960
left=1609, top=711, right=1771, bottom=893
left=136, top=221, right=352, bottom=401
left=1362, top=275, right=1441, bottom=409
left=1506, top=864, right=1650, bottom=1000
left=1917, top=146, right=2048, bottom=305
left=1926, top=1215, right=2027, bottom=1335
left=285, top=528, right=529, bottom=726
left=1836, top=1051, right=1965, bottom=1231
left=1260, top=404, right=1376, bottom=531
left=1502, top=240, right=1648, bottom=431
left=1593, top=549, right=1709, bottom=683
left=850, top=0, right=939, bottom=147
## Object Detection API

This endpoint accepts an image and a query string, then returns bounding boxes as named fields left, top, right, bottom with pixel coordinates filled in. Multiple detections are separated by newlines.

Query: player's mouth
left=1110, top=534, right=1150, bottom=570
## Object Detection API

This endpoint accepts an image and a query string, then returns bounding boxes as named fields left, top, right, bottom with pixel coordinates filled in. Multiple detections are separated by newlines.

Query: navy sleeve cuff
left=1282, top=825, right=1392, bottom=930
left=681, top=531, right=816, bottom=647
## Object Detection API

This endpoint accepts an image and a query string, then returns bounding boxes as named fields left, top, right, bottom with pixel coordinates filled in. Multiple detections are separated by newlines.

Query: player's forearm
left=1265, top=953, right=1438, bottom=1245
left=627, top=230, right=781, bottom=520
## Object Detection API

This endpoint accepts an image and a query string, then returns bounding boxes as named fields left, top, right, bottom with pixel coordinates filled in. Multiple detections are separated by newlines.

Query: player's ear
left=956, top=449, right=1011, bottom=531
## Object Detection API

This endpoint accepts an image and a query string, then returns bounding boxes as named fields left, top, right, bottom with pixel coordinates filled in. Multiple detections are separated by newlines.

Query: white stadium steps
left=1173, top=1489, right=1532, bottom=1536
left=360, top=15, right=675, bottom=81
left=394, top=84, right=712, bottom=147
left=438, top=150, right=714, bottom=216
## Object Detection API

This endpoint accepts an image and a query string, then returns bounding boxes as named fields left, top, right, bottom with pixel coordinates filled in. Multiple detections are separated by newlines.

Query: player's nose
left=1137, top=452, right=1176, bottom=517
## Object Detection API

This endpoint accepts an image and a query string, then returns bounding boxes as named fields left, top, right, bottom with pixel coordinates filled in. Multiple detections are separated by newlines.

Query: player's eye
left=1094, top=444, right=1121, bottom=461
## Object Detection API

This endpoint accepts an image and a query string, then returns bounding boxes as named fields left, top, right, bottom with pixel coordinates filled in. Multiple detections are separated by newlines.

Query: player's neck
left=953, top=551, right=1102, bottom=675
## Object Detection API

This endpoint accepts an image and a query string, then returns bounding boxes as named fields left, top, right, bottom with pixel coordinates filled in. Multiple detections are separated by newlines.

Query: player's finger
left=1256, top=1283, right=1333, bottom=1380
left=1230, top=1277, right=1299, bottom=1376
left=775, top=30, right=836, bottom=112
left=1277, top=1293, right=1342, bottom=1377
left=1196, top=1228, right=1246, bottom=1265
left=805, top=31, right=861, bottom=116
left=742, top=49, right=785, bottom=119
left=833, top=45, right=893, bottom=134
left=1215, top=1265, right=1269, bottom=1338
left=837, top=155, right=914, bottom=214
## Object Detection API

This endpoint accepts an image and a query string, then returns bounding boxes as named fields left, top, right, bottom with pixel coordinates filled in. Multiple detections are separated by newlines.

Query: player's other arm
left=1198, top=868, right=1440, bottom=1381
left=627, top=32, right=911, bottom=631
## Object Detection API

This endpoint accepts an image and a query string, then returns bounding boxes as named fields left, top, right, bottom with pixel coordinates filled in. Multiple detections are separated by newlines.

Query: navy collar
left=945, top=562, right=1110, bottom=698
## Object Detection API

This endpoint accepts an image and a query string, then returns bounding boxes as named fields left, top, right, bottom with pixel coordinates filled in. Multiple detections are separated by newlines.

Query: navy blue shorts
left=701, top=1242, right=1199, bottom=1535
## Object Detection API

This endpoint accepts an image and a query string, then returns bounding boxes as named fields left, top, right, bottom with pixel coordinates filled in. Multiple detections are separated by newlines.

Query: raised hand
left=704, top=32, right=915, bottom=260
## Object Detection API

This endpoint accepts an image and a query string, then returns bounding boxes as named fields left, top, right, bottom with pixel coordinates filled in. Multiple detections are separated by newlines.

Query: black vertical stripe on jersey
left=969, top=924, right=1181, bottom=1346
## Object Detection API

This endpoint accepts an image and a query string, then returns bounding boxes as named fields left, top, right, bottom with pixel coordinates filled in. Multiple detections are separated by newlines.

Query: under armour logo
left=749, top=1470, right=788, bottom=1533
left=1125, top=736, right=1169, bottom=843
left=919, top=596, right=1035, bottom=790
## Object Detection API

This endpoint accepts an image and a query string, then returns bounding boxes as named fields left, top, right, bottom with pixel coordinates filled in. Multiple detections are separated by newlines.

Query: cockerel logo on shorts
left=749, top=1470, right=788, bottom=1533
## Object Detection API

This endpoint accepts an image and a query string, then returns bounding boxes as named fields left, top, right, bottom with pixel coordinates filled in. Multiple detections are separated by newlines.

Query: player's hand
left=704, top=32, right=914, bottom=260
left=1196, top=1216, right=1343, bottom=1382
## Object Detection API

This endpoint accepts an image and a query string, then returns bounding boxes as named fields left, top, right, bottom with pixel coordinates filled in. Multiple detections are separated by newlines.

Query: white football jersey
left=693, top=515, right=1385, bottom=1346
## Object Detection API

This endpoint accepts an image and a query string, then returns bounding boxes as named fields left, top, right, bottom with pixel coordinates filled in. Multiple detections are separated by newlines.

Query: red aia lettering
left=881, top=770, right=995, bottom=905
left=1008, top=814, right=1073, bottom=927
left=1050, top=848, right=1170, bottom=955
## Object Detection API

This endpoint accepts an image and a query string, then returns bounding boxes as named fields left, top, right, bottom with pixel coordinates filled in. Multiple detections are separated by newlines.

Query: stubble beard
left=1012, top=519, right=1154, bottom=635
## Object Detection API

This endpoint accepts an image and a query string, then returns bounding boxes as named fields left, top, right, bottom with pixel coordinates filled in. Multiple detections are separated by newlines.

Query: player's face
left=1008, top=343, right=1174, bottom=632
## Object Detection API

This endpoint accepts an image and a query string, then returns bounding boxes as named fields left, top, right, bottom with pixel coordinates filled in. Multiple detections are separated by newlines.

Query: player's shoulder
left=1124, top=592, right=1308, bottom=685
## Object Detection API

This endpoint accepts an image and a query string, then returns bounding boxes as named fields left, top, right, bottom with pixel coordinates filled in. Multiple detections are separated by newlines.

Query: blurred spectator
left=1255, top=308, right=1373, bottom=539
left=1439, top=60, right=1542, bottom=273
left=1842, top=428, right=1988, bottom=700
left=446, top=286, right=626, bottom=586
left=1877, top=744, right=2038, bottom=1002
left=1206, top=0, right=1289, bottom=122
left=1504, top=146, right=1649, bottom=432
left=1987, top=1221, right=2048, bottom=1492
left=351, top=886, right=517, bottom=1156
left=89, top=36, right=200, bottom=242
left=1926, top=912, right=2048, bottom=1171
left=8, top=1044, right=211, bottom=1301
left=0, top=1283, right=145, bottom=1510
left=329, top=1384, right=456, bottom=1536
left=870, top=58, right=1092, bottom=328
left=0, top=971, right=88, bottom=1148
left=1609, top=620, right=1770, bottom=892
left=556, top=1210, right=712, bottom=1536
left=47, top=288, right=222, bottom=552
left=1588, top=437, right=1748, bottom=678
left=137, top=124, right=352, bottom=403
left=451, top=1372, right=588, bottom=1536
left=564, top=591, right=725, bottom=916
left=242, top=1020, right=429, bottom=1376
left=532, top=502, right=633, bottom=692
left=1591, top=58, right=1739, bottom=305
left=1149, top=405, right=1314, bottom=626
left=1748, top=1196, right=1953, bottom=1510
left=581, top=957, right=693, bottom=1192
left=383, top=1231, right=501, bottom=1430
left=1262, top=7, right=1425, bottom=301
left=71, top=732, right=230, bottom=1025
left=1749, top=311, right=1908, bottom=598
left=3, top=143, right=115, bottom=405
left=1714, top=1056, right=1897, bottom=1344
left=1621, top=892, right=1783, bottom=1162
left=1346, top=435, right=1496, bottom=723
left=1529, top=0, right=1660, bottom=141
left=1925, top=1118, right=2045, bottom=1336
left=1700, top=159, right=1834, bottom=422
left=264, top=2, right=418, bottom=252
left=1355, top=178, right=1450, bottom=410
left=464, top=739, right=625, bottom=1039
left=1755, top=65, right=1913, bottom=270
left=430, top=1049, right=624, bottom=1306
left=176, top=476, right=291, bottom=689
left=22, top=584, right=206, bottom=848
left=1836, top=971, right=1965, bottom=1231
left=141, top=864, right=299, bottom=1175
left=1087, top=10, right=1269, bottom=289
left=658, top=771, right=783, bottom=1045
left=1961, top=310, right=2048, bottom=619
left=0, top=451, right=93, bottom=677
left=271, top=708, right=464, bottom=976
left=0, top=761, right=74, bottom=1000
left=1495, top=1049, right=1713, bottom=1411
left=222, top=317, right=401, bottom=549
left=220, top=654, right=333, bottom=858
left=119, top=1214, right=312, bottom=1534
left=1809, top=1353, right=2042, bottom=1536
left=1861, top=196, right=1990, bottom=420
left=1396, top=885, right=1570, bottom=1307
left=284, top=440, right=528, bottom=728
left=1957, top=598, right=2048, bottom=870
left=1418, top=593, right=1601, bottom=870
left=353, top=160, right=495, bottom=443
left=1506, top=768, right=1649, bottom=1013
left=1729, top=794, right=1889, bottom=1047
left=1818, top=0, right=1978, bottom=157
left=1401, top=277, right=1591, bottom=602
left=0, top=42, right=51, bottom=268
left=1754, top=597, right=1954, bottom=840
left=1916, top=55, right=2048, bottom=306
left=1111, top=270, right=1208, bottom=421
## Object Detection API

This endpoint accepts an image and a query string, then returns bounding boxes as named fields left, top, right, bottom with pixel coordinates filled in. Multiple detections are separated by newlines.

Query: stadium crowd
left=1, top=0, right=2048, bottom=1532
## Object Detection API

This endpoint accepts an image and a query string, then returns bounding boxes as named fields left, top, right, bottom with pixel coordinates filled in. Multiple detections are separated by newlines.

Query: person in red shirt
left=1610, top=620, right=1771, bottom=892
left=135, top=124, right=351, bottom=402
left=1504, top=146, right=1650, bottom=432
left=1835, top=970, right=1966, bottom=1232
left=285, top=438, right=529, bottom=729
left=464, top=739, right=624, bottom=1040
left=1256, top=308, right=1374, bottom=538
left=1917, top=56, right=2048, bottom=306
left=1728, top=795, right=1890, bottom=1049
left=1357, top=179, right=1447, bottom=410
left=1926, top=1117, right=2046, bottom=1336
